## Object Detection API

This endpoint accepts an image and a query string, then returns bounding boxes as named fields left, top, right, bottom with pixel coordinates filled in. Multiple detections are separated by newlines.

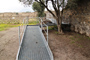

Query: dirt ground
left=48, top=30, right=90, bottom=60
left=0, top=27, right=21, bottom=60
left=0, top=27, right=90, bottom=60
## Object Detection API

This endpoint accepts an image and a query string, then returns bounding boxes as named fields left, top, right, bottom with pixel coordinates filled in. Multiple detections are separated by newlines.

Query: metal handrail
left=18, top=17, right=28, bottom=46
left=17, top=17, right=28, bottom=60
left=39, top=17, right=48, bottom=44
left=17, top=17, right=53, bottom=60
left=39, top=17, right=53, bottom=60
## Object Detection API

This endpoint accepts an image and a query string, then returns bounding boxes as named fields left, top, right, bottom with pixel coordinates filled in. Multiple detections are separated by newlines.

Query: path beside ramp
left=17, top=25, right=53, bottom=60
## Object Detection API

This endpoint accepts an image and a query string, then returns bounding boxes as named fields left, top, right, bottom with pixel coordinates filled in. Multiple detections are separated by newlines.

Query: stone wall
left=63, top=2, right=90, bottom=37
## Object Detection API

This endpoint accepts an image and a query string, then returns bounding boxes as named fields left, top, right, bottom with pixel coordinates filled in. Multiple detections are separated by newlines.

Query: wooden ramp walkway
left=16, top=25, right=53, bottom=60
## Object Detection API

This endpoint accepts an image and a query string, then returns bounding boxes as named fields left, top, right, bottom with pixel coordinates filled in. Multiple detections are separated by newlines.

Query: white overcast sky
left=0, top=0, right=34, bottom=13
left=0, top=0, right=67, bottom=13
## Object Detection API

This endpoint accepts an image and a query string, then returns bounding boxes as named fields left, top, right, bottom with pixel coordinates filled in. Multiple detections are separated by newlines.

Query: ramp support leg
left=41, top=19, right=43, bottom=31
left=47, top=26, right=48, bottom=44
left=18, top=26, right=20, bottom=46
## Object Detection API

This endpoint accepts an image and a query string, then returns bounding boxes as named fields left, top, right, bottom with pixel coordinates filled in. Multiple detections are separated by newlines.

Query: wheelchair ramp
left=17, top=26, right=52, bottom=60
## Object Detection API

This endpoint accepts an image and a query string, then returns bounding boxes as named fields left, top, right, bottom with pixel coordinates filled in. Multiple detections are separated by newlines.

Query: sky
left=0, top=0, right=67, bottom=13
left=0, top=0, right=34, bottom=13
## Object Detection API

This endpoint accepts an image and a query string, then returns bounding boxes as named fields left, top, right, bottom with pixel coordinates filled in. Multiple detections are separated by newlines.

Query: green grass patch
left=77, top=45, right=83, bottom=48
left=71, top=41, right=75, bottom=43
left=28, top=21, right=39, bottom=25
left=55, top=31, right=58, bottom=34
left=47, top=25, right=57, bottom=30
left=48, top=26, right=55, bottom=30
left=70, top=37, right=75, bottom=40
left=87, top=37, right=90, bottom=40
left=0, top=24, right=20, bottom=31
left=89, top=37, right=90, bottom=40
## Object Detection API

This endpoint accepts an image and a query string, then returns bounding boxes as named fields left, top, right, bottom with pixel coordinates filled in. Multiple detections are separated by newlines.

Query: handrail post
left=37, top=17, right=38, bottom=24
left=41, top=19, right=43, bottom=31
left=38, top=17, right=40, bottom=25
left=23, top=19, right=24, bottom=28
left=23, top=19, right=24, bottom=24
left=47, top=26, right=48, bottom=44
left=26, top=16, right=29, bottom=25
left=18, top=26, right=20, bottom=46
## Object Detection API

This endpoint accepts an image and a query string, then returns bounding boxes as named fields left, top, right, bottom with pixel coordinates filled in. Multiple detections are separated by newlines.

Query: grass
left=69, top=33, right=90, bottom=48
left=78, top=45, right=83, bottom=48
left=47, top=25, right=57, bottom=30
left=48, top=26, right=55, bottom=30
left=86, top=36, right=90, bottom=40
left=70, top=37, right=75, bottom=40
left=0, top=18, right=39, bottom=31
left=0, top=24, right=21, bottom=31
left=71, top=41, right=75, bottom=43
left=55, top=31, right=58, bottom=34
left=0, top=20, right=39, bottom=31
left=28, top=18, right=39, bottom=25
left=28, top=21, right=39, bottom=25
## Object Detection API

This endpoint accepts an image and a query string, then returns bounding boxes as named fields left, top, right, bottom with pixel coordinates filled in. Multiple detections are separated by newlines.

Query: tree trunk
left=58, top=24, right=61, bottom=34
left=57, top=10, right=64, bottom=34
left=57, top=16, right=62, bottom=34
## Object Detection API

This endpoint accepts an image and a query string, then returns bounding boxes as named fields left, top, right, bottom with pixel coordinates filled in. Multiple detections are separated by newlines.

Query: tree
left=19, top=0, right=67, bottom=34
left=33, top=1, right=45, bottom=17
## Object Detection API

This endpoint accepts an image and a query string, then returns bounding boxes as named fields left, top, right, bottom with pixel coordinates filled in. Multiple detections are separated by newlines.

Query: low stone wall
left=63, top=1, right=90, bottom=37
left=71, top=20, right=90, bottom=37
left=64, top=12, right=90, bottom=37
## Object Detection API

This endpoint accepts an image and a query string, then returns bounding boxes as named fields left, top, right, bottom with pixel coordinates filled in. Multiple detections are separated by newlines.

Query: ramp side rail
left=16, top=17, right=28, bottom=60
left=39, top=17, right=48, bottom=44
left=16, top=17, right=54, bottom=60
left=39, top=17, right=54, bottom=60
left=18, top=17, right=28, bottom=46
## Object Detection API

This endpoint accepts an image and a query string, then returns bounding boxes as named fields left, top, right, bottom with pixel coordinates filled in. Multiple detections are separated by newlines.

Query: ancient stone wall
left=64, top=2, right=90, bottom=37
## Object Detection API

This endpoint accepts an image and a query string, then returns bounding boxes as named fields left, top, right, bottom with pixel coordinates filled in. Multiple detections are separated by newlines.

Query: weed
left=78, top=45, right=83, bottom=48
left=48, top=26, right=54, bottom=30
left=70, top=37, right=75, bottom=40
left=28, top=21, right=39, bottom=25
left=88, top=37, right=90, bottom=40
left=55, top=31, right=58, bottom=34
left=14, top=22, right=20, bottom=24
left=71, top=41, right=75, bottom=43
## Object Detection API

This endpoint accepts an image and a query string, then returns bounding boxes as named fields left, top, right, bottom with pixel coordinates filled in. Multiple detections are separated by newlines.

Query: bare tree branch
left=37, top=0, right=56, bottom=18
left=51, top=0, right=58, bottom=17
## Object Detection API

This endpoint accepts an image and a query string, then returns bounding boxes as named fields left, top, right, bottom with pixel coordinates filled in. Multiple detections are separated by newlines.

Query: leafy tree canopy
left=32, top=1, right=45, bottom=17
